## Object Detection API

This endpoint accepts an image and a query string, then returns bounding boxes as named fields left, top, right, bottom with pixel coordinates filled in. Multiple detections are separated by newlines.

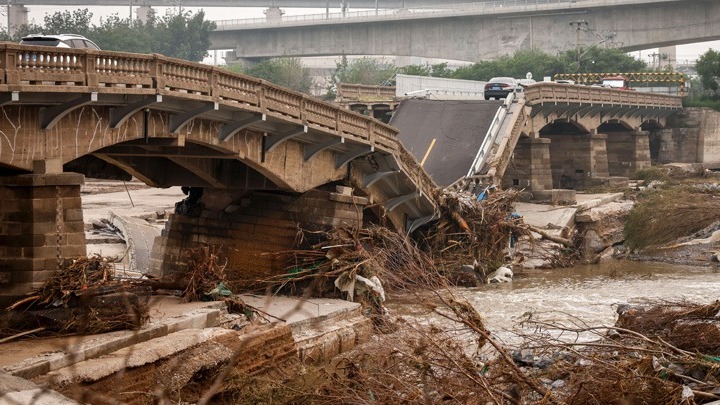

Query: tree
left=452, top=47, right=646, bottom=82
left=398, top=62, right=453, bottom=78
left=696, top=49, right=720, bottom=97
left=151, top=10, right=216, bottom=61
left=230, top=58, right=314, bottom=94
left=43, top=9, right=93, bottom=37
left=558, top=46, right=646, bottom=74
left=9, top=8, right=215, bottom=62
left=331, top=56, right=396, bottom=86
left=92, top=15, right=153, bottom=54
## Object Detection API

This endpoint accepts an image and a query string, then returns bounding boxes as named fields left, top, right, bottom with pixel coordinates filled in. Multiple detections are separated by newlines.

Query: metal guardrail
left=214, top=0, right=586, bottom=30
left=467, top=92, right=516, bottom=178
left=213, top=0, right=680, bottom=30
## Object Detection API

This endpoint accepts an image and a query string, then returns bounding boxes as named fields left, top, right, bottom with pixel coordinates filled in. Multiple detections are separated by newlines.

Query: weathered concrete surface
left=210, top=0, right=720, bottom=62
left=515, top=193, right=627, bottom=268
left=1, top=294, right=368, bottom=402
left=0, top=297, right=227, bottom=379
left=0, top=371, right=78, bottom=405
left=576, top=200, right=634, bottom=260
left=20, top=297, right=369, bottom=403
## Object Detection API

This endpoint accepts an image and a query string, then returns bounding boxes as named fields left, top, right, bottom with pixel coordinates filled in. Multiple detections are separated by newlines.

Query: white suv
left=20, top=34, right=100, bottom=50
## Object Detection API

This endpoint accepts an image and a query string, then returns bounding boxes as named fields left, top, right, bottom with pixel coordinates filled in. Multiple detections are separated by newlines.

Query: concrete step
left=27, top=306, right=371, bottom=402
left=2, top=298, right=228, bottom=380
left=2, top=295, right=373, bottom=403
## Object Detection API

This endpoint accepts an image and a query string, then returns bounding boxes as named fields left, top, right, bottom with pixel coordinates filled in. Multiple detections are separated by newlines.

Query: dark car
left=20, top=34, right=100, bottom=50
left=484, top=77, right=518, bottom=100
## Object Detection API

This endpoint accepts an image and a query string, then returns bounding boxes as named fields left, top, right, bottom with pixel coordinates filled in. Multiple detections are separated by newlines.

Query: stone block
left=329, top=192, right=369, bottom=205
left=11, top=269, right=57, bottom=283
left=335, top=186, right=353, bottom=196
left=532, top=189, right=577, bottom=205
left=32, top=158, right=63, bottom=174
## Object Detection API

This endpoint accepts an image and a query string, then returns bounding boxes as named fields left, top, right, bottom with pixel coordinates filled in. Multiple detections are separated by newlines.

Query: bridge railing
left=0, top=43, right=405, bottom=155
left=338, top=83, right=396, bottom=101
left=523, top=82, right=683, bottom=108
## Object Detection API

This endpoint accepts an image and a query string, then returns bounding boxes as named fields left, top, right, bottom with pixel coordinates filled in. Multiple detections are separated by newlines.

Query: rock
left=551, top=379, right=566, bottom=389
left=487, top=266, right=513, bottom=283
left=512, top=349, right=534, bottom=366
left=447, top=265, right=480, bottom=287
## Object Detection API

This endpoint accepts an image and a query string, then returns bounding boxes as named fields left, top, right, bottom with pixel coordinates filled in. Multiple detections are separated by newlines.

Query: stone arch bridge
left=0, top=44, right=682, bottom=304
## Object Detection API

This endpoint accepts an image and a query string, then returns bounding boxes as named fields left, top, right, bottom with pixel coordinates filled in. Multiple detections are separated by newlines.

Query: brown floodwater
left=387, top=260, right=720, bottom=345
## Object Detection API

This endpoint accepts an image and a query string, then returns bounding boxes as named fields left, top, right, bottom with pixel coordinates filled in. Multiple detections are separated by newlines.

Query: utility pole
left=569, top=20, right=588, bottom=72
left=649, top=52, right=660, bottom=69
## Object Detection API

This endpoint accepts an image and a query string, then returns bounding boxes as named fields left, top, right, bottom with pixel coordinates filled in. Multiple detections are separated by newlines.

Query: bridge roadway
left=0, top=44, right=681, bottom=304
left=210, top=0, right=719, bottom=62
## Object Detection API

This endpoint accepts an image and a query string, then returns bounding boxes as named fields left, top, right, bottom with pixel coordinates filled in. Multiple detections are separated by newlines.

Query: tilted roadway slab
left=391, top=99, right=503, bottom=187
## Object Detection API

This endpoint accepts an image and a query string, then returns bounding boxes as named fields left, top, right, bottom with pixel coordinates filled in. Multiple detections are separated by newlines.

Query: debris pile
left=616, top=300, right=720, bottom=356
left=3, top=255, right=150, bottom=339
left=255, top=188, right=535, bottom=299
left=259, top=225, right=446, bottom=299
left=426, top=188, right=531, bottom=275
left=515, top=300, right=720, bottom=404
left=211, top=298, right=720, bottom=404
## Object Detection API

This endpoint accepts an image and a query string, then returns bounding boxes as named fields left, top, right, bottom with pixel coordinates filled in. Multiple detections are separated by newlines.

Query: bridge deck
left=0, top=43, right=439, bottom=232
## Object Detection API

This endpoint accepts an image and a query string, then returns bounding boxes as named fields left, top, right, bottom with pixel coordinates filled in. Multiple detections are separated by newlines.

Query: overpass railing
left=523, top=82, right=683, bottom=108
left=214, top=0, right=588, bottom=29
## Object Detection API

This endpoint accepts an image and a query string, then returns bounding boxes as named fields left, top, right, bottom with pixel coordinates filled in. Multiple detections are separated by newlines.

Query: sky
left=11, top=5, right=720, bottom=67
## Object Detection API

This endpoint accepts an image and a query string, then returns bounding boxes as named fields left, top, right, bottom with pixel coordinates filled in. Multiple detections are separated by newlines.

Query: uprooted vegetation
left=624, top=167, right=720, bottom=251
left=208, top=299, right=720, bottom=404
left=249, top=188, right=541, bottom=298
left=2, top=246, right=266, bottom=341
left=2, top=255, right=151, bottom=339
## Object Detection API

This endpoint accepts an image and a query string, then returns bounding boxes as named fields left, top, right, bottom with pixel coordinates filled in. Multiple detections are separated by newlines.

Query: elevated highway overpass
left=0, top=44, right=681, bottom=306
left=210, top=0, right=719, bottom=62
left=7, top=0, right=473, bottom=6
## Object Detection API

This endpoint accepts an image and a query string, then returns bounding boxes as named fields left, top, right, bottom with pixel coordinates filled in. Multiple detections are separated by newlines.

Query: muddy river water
left=388, top=260, right=720, bottom=345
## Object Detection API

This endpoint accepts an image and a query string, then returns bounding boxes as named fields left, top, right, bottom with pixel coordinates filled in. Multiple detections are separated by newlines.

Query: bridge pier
left=149, top=187, right=368, bottom=282
left=502, top=137, right=553, bottom=192
left=0, top=164, right=86, bottom=307
left=544, top=133, right=609, bottom=190
left=606, top=130, right=651, bottom=177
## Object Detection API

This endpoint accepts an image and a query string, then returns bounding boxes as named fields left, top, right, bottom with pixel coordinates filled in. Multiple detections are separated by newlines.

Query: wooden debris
left=4, top=255, right=151, bottom=338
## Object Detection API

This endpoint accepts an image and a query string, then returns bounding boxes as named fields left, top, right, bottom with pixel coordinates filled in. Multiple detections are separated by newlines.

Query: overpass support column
left=545, top=133, right=608, bottom=189
left=149, top=188, right=368, bottom=282
left=502, top=137, right=552, bottom=192
left=0, top=168, right=86, bottom=307
left=136, top=6, right=155, bottom=24
left=7, top=4, right=29, bottom=37
left=606, top=130, right=651, bottom=177
left=264, top=6, right=285, bottom=22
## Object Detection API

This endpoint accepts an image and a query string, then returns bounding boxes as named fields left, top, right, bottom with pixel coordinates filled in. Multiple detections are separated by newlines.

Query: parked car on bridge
left=484, top=77, right=519, bottom=100
left=20, top=34, right=100, bottom=50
